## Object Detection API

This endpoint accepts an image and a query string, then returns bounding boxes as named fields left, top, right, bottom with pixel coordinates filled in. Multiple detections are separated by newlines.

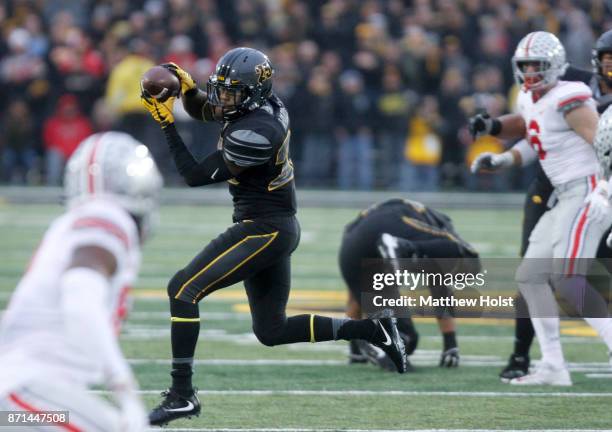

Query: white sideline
left=94, top=389, right=612, bottom=397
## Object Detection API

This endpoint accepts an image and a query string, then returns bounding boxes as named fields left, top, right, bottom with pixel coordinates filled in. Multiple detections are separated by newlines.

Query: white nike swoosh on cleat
left=378, top=321, right=393, bottom=346
left=164, top=401, right=195, bottom=413
left=211, top=168, right=219, bottom=180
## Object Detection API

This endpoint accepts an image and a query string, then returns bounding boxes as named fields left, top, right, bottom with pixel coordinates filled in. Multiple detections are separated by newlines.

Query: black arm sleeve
left=182, top=89, right=215, bottom=122
left=163, top=124, right=232, bottom=187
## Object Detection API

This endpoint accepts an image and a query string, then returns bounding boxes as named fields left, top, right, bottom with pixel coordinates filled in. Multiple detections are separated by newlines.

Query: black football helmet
left=592, top=29, right=612, bottom=86
left=206, top=47, right=274, bottom=122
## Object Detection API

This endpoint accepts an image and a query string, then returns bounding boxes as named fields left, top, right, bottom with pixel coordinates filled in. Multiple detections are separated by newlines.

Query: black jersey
left=355, top=198, right=453, bottom=230
left=220, top=95, right=296, bottom=221
left=344, top=198, right=476, bottom=258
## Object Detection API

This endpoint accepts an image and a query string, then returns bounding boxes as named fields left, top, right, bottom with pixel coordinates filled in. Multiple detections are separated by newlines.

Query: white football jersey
left=516, top=80, right=599, bottom=186
left=0, top=199, right=140, bottom=391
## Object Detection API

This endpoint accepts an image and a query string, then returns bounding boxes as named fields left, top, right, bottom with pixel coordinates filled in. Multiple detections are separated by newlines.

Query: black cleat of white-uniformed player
left=370, top=317, right=408, bottom=373
left=499, top=354, right=530, bottom=383
left=149, top=388, right=201, bottom=426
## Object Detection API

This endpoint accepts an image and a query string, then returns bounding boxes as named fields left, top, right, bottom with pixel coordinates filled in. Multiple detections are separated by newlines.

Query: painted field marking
left=114, top=389, right=612, bottom=397
left=126, top=357, right=612, bottom=372
left=150, top=429, right=608, bottom=432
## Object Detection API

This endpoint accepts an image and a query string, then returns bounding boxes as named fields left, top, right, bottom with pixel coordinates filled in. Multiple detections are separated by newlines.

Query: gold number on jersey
left=268, top=131, right=294, bottom=191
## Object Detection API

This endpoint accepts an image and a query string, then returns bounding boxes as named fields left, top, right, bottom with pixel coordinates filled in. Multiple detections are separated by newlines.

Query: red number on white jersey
left=528, top=119, right=547, bottom=160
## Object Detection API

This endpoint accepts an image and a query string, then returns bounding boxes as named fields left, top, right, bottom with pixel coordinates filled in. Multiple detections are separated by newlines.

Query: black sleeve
left=181, top=89, right=215, bottom=122
left=598, top=94, right=612, bottom=114
left=562, top=65, right=594, bottom=85
left=163, top=124, right=232, bottom=187
left=222, top=125, right=275, bottom=167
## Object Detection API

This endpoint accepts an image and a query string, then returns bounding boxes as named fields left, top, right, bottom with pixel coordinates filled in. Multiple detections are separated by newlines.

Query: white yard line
left=585, top=373, right=612, bottom=379
left=148, top=429, right=609, bottom=432
left=128, top=359, right=346, bottom=366
left=91, top=389, right=612, bottom=398
left=128, top=311, right=252, bottom=320
left=126, top=357, right=612, bottom=371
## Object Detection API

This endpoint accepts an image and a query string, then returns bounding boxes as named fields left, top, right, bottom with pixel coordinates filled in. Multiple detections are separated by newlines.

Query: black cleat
left=400, top=330, right=419, bottom=356
left=370, top=317, right=408, bottom=373
left=356, top=339, right=414, bottom=372
left=499, top=354, right=530, bottom=383
left=348, top=339, right=368, bottom=364
left=149, top=388, right=201, bottom=426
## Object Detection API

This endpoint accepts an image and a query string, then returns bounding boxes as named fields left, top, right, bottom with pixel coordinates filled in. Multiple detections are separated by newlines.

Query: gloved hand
left=469, top=112, right=498, bottom=138
left=470, top=152, right=514, bottom=173
left=439, top=347, right=460, bottom=368
left=585, top=180, right=611, bottom=225
left=162, top=62, right=197, bottom=95
left=141, top=91, right=175, bottom=129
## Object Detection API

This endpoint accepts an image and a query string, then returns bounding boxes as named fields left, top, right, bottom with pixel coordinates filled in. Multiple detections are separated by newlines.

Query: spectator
left=375, top=65, right=418, bottom=188
left=0, top=27, right=47, bottom=105
left=0, top=100, right=38, bottom=184
left=104, top=38, right=153, bottom=132
left=400, top=95, right=445, bottom=192
left=437, top=66, right=469, bottom=188
left=296, top=68, right=336, bottom=187
left=335, top=70, right=374, bottom=190
left=48, top=27, right=106, bottom=111
left=42, top=95, right=93, bottom=185
left=162, top=35, right=197, bottom=72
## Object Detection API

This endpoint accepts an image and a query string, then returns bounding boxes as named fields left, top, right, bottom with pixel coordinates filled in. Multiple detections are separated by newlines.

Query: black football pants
left=167, top=215, right=328, bottom=345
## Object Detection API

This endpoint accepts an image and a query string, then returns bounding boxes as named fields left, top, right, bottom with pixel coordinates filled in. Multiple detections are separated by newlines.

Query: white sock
left=584, top=317, right=612, bottom=351
left=531, top=317, right=565, bottom=368
left=518, top=282, right=565, bottom=368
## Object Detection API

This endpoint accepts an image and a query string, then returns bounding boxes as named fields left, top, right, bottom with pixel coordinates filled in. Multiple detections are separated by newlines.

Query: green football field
left=1, top=202, right=611, bottom=431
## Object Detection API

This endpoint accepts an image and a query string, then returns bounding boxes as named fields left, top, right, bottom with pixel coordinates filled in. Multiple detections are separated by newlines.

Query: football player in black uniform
left=140, top=47, right=408, bottom=426
left=339, top=198, right=481, bottom=371
left=470, top=30, right=612, bottom=382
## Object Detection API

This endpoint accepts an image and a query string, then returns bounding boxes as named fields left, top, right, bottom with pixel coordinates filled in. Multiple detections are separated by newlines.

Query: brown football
left=141, top=65, right=180, bottom=102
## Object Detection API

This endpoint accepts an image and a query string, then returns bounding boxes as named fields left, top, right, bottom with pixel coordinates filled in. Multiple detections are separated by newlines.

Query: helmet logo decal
left=255, top=61, right=272, bottom=84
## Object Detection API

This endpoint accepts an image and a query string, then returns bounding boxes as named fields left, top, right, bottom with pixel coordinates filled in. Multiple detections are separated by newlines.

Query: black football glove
left=468, top=112, right=499, bottom=138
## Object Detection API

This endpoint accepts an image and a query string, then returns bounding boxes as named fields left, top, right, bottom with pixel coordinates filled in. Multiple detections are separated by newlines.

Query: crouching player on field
left=339, top=198, right=481, bottom=371
left=0, top=132, right=163, bottom=431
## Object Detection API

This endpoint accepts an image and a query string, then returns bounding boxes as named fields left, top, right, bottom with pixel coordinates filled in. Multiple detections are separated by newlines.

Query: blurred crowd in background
left=1, top=0, right=611, bottom=190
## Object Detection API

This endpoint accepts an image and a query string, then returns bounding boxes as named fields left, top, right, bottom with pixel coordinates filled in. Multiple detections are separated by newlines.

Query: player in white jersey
left=470, top=31, right=612, bottom=386
left=0, top=132, right=163, bottom=430
left=594, top=106, right=612, bottom=254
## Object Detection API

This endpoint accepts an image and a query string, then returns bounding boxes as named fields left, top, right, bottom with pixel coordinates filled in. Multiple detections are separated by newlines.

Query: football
left=141, top=65, right=180, bottom=102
